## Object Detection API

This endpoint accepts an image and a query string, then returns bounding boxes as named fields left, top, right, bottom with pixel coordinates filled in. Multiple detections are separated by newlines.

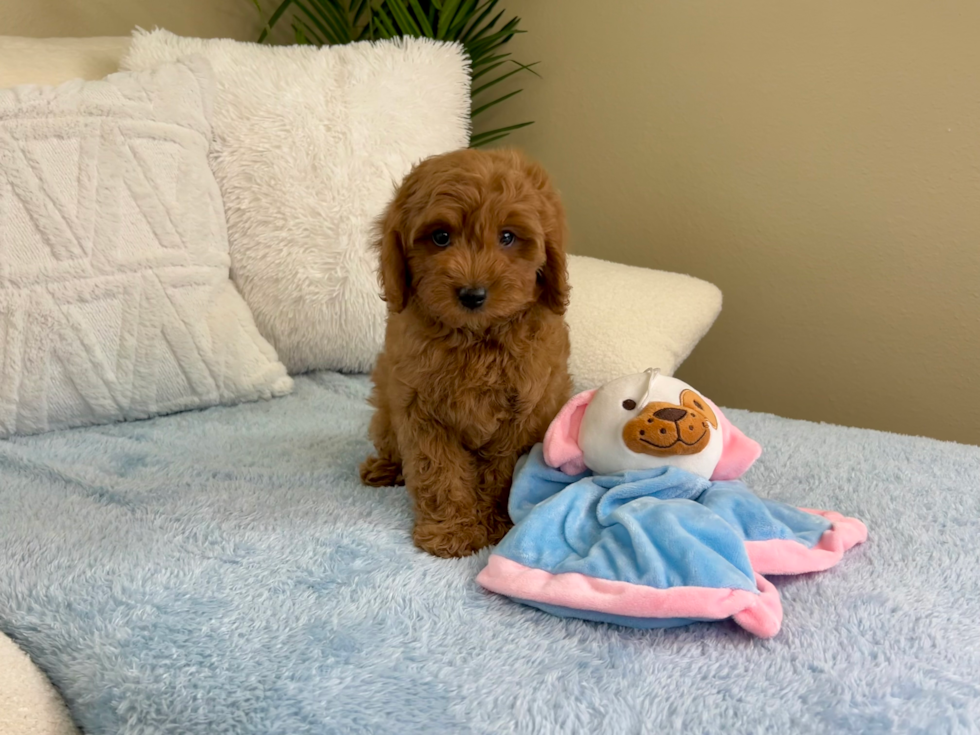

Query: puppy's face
left=377, top=148, right=569, bottom=329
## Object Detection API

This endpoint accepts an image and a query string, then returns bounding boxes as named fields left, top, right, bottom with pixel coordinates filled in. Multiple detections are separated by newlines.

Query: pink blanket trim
left=746, top=510, right=868, bottom=576
left=476, top=556, right=784, bottom=638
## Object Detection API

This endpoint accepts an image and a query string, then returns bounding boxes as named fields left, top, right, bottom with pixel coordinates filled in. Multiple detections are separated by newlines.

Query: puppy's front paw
left=413, top=519, right=491, bottom=558
left=360, top=455, right=404, bottom=487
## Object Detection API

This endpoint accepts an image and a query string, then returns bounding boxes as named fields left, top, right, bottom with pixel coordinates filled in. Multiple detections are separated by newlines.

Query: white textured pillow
left=122, top=30, right=471, bottom=374
left=566, top=255, right=722, bottom=390
left=0, top=36, right=130, bottom=87
left=0, top=58, right=292, bottom=438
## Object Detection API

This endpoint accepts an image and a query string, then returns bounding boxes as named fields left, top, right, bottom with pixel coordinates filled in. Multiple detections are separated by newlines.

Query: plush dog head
left=375, top=148, right=569, bottom=330
left=543, top=369, right=762, bottom=480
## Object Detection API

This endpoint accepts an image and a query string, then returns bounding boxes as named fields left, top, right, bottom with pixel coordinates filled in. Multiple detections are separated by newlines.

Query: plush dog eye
left=499, top=230, right=516, bottom=247
left=431, top=229, right=451, bottom=247
left=622, top=399, right=637, bottom=410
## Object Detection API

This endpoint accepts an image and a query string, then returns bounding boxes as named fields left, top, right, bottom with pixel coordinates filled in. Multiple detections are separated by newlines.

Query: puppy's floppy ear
left=527, top=159, right=570, bottom=315
left=376, top=207, right=410, bottom=313
left=538, top=205, right=570, bottom=314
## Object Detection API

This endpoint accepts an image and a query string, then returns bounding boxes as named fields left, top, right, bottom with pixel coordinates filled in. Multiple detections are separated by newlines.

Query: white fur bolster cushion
left=566, top=255, right=722, bottom=390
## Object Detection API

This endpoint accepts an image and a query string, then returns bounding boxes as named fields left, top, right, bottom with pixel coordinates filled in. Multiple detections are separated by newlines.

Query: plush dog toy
left=476, top=369, right=867, bottom=638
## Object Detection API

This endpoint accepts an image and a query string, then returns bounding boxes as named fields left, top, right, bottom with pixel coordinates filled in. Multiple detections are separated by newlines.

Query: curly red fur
left=360, top=148, right=573, bottom=558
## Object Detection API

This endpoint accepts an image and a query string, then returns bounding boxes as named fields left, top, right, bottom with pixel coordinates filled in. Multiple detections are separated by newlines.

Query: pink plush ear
left=543, top=389, right=596, bottom=474
left=705, top=397, right=762, bottom=481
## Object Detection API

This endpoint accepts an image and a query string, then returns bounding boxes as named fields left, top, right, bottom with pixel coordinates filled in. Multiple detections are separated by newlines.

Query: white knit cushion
left=122, top=30, right=471, bottom=374
left=0, top=58, right=292, bottom=438
left=0, top=36, right=130, bottom=88
left=566, top=255, right=722, bottom=390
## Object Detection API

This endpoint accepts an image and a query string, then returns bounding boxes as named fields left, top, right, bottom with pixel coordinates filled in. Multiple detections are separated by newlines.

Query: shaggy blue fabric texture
left=1, top=372, right=979, bottom=734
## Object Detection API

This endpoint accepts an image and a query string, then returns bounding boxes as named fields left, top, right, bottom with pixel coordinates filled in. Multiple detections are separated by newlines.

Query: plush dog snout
left=457, top=287, right=487, bottom=310
left=622, top=390, right=717, bottom=459
left=653, top=407, right=688, bottom=422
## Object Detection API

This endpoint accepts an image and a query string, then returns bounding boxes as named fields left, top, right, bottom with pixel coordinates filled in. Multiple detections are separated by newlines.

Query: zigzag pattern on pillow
left=0, top=59, right=291, bottom=437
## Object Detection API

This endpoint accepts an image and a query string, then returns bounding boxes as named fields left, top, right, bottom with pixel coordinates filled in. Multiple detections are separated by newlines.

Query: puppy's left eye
left=499, top=230, right=516, bottom=247
left=622, top=399, right=637, bottom=410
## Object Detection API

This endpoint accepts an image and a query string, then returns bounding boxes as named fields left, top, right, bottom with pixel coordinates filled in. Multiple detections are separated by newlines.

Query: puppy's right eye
left=622, top=399, right=637, bottom=410
left=431, top=229, right=451, bottom=247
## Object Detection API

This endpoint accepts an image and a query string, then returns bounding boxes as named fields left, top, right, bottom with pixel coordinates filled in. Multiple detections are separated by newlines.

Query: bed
left=1, top=372, right=978, bottom=734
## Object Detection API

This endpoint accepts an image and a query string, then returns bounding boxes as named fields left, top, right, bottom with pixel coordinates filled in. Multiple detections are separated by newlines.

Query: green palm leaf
left=374, top=7, right=398, bottom=37
left=470, top=53, right=509, bottom=79
left=406, top=0, right=435, bottom=36
left=293, top=16, right=324, bottom=44
left=258, top=0, right=297, bottom=43
left=445, top=0, right=479, bottom=39
left=351, top=0, right=370, bottom=25
left=460, top=1, right=500, bottom=43
left=436, top=0, right=462, bottom=38
left=310, top=0, right=352, bottom=42
left=385, top=0, right=422, bottom=36
left=471, top=87, right=522, bottom=117
left=471, top=60, right=537, bottom=97
left=470, top=120, right=533, bottom=147
left=294, top=0, right=340, bottom=45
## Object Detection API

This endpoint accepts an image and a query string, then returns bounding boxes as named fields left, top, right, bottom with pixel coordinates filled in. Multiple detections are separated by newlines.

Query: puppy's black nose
left=457, top=287, right=487, bottom=310
left=653, top=407, right=688, bottom=422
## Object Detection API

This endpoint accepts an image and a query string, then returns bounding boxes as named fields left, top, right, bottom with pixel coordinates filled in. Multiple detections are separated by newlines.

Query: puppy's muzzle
left=457, top=286, right=487, bottom=311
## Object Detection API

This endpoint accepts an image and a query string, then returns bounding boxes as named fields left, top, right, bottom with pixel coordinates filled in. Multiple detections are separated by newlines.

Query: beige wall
left=3, top=0, right=978, bottom=443
left=480, top=0, right=980, bottom=445
left=0, top=0, right=263, bottom=40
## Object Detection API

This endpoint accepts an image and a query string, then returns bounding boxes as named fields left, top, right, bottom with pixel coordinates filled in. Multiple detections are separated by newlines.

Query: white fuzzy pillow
left=0, top=58, right=292, bottom=438
left=122, top=30, right=471, bottom=374
left=566, top=255, right=722, bottom=390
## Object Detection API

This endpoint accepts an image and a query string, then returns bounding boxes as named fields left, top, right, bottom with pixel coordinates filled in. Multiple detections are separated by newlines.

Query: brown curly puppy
left=359, top=148, right=572, bottom=558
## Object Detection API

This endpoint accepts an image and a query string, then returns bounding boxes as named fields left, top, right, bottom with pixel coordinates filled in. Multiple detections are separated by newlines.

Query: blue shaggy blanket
left=1, top=373, right=979, bottom=734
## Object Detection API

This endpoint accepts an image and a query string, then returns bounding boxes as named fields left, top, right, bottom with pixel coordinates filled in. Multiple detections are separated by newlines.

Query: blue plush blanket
left=1, top=373, right=979, bottom=734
